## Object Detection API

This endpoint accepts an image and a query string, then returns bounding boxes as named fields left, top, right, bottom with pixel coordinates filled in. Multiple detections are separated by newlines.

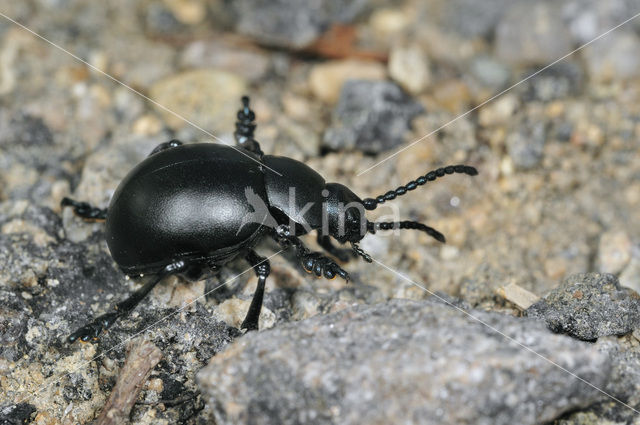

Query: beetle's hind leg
left=234, top=96, right=264, bottom=157
left=61, top=197, right=108, bottom=221
left=317, top=233, right=356, bottom=263
left=148, top=139, right=183, bottom=156
left=240, top=249, right=271, bottom=331
left=68, top=260, right=187, bottom=343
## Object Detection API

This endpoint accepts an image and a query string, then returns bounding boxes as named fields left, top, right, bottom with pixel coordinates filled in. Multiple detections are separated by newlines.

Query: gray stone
left=582, top=31, right=640, bottom=82
left=439, top=0, right=515, bottom=39
left=518, top=61, right=584, bottom=102
left=506, top=120, right=546, bottom=170
left=495, top=2, right=573, bottom=66
left=470, top=55, right=511, bottom=90
left=598, top=337, right=640, bottom=409
left=559, top=337, right=640, bottom=424
left=198, top=299, right=611, bottom=425
left=323, top=80, right=424, bottom=153
left=232, top=0, right=369, bottom=49
left=562, top=0, right=640, bottom=45
left=526, top=273, right=640, bottom=341
left=0, top=403, right=36, bottom=425
left=180, top=40, right=270, bottom=82
left=148, top=69, right=247, bottom=133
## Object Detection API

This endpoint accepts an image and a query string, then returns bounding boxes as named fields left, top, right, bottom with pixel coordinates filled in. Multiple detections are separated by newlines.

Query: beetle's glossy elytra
left=106, top=143, right=267, bottom=275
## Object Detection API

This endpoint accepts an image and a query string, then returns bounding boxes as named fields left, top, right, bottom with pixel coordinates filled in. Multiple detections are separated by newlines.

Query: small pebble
left=323, top=80, right=423, bottom=153
left=309, top=60, right=386, bottom=104
left=149, top=69, right=247, bottom=132
left=597, top=230, right=632, bottom=274
left=388, top=44, right=431, bottom=95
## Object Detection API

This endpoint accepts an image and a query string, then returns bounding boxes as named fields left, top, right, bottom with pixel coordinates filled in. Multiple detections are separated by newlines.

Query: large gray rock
left=198, top=299, right=611, bottom=425
left=232, top=0, right=369, bottom=49
left=323, top=80, right=424, bottom=153
left=526, top=273, right=640, bottom=341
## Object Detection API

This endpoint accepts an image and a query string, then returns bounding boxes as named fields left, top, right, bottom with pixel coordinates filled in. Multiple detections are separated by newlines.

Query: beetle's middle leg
left=234, top=96, right=264, bottom=157
left=61, top=197, right=108, bottom=221
left=68, top=260, right=187, bottom=343
left=241, top=249, right=271, bottom=331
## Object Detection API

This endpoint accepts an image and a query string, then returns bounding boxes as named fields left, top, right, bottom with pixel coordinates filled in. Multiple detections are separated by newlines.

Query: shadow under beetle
left=62, top=96, right=478, bottom=343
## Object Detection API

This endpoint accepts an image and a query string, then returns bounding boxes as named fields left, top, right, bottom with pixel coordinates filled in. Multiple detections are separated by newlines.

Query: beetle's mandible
left=61, top=96, right=478, bottom=343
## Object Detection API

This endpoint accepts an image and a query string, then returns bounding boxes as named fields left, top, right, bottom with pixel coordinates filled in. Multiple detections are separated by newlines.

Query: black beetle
left=62, top=96, right=477, bottom=342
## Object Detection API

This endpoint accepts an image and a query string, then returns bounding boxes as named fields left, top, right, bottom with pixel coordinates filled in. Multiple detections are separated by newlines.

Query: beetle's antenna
left=362, top=165, right=477, bottom=211
left=367, top=220, right=446, bottom=243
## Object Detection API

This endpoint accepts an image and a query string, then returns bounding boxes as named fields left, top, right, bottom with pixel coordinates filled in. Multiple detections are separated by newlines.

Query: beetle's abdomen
left=105, top=144, right=267, bottom=274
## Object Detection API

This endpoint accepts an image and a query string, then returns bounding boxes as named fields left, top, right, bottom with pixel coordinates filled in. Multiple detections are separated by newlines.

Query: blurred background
left=1, top=0, right=640, bottom=423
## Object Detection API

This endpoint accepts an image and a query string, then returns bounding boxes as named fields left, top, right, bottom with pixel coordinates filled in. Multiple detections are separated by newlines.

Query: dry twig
left=94, top=339, right=162, bottom=425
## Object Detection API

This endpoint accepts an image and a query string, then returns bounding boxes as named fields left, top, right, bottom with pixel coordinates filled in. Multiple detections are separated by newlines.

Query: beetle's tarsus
left=67, top=311, right=118, bottom=343
left=61, top=197, right=108, bottom=221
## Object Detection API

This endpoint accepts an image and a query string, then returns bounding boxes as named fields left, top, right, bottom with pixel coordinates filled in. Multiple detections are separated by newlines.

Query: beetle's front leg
left=274, top=226, right=350, bottom=281
left=61, top=197, right=108, bottom=221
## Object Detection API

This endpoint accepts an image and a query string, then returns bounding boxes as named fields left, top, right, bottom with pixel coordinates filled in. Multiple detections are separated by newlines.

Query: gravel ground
left=1, top=1, right=640, bottom=424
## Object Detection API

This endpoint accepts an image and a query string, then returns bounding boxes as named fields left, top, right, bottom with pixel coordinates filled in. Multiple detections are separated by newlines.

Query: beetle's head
left=324, top=183, right=367, bottom=244
left=323, top=164, right=478, bottom=263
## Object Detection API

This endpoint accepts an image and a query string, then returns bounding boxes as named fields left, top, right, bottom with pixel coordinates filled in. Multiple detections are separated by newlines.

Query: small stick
left=94, top=339, right=162, bottom=425
left=496, top=283, right=540, bottom=310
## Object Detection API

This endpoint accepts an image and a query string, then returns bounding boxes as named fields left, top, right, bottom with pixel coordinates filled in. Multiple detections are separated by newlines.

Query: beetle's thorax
left=262, top=155, right=326, bottom=233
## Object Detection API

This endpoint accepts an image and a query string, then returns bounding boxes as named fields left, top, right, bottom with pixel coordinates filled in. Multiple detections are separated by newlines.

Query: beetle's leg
left=68, top=260, right=187, bottom=343
left=274, top=226, right=350, bottom=282
left=317, top=233, right=356, bottom=263
left=241, top=249, right=271, bottom=331
left=234, top=96, right=264, bottom=157
left=61, top=197, right=108, bottom=221
left=148, top=139, right=183, bottom=156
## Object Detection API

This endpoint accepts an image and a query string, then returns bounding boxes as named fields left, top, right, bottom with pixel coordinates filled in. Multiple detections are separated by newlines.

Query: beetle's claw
left=301, top=253, right=350, bottom=282
left=68, top=312, right=119, bottom=344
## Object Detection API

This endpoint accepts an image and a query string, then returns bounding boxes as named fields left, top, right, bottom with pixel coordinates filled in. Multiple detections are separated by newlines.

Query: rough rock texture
left=0, top=201, right=240, bottom=423
left=232, top=0, right=370, bottom=49
left=198, top=299, right=611, bottom=425
left=526, top=273, right=640, bottom=341
left=323, top=80, right=424, bottom=153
